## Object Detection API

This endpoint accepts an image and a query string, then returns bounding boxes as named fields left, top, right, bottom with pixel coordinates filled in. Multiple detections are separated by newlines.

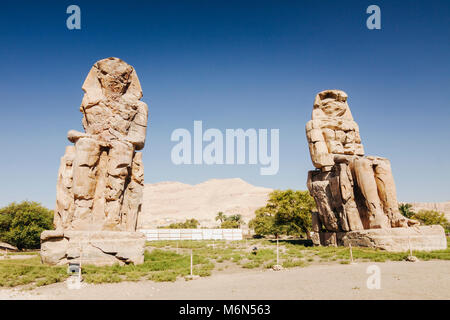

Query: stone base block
left=40, top=230, right=146, bottom=266
left=318, top=225, right=447, bottom=252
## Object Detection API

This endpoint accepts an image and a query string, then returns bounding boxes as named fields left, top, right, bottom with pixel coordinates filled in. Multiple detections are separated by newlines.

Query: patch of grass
left=282, top=259, right=307, bottom=268
left=242, top=261, right=261, bottom=269
left=1, top=238, right=449, bottom=288
left=5, top=251, right=39, bottom=256
left=81, top=249, right=213, bottom=284
left=0, top=257, right=68, bottom=287
left=148, top=271, right=179, bottom=282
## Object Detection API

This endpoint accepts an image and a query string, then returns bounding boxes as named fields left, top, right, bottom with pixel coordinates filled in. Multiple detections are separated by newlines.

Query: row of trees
left=215, top=212, right=243, bottom=229
left=160, top=218, right=200, bottom=229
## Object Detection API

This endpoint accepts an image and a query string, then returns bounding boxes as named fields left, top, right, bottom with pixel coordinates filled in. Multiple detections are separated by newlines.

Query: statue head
left=96, top=58, right=133, bottom=98
left=312, top=90, right=353, bottom=120
left=81, top=57, right=143, bottom=107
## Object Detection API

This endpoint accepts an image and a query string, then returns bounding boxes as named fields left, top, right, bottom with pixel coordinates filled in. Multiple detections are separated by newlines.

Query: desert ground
left=1, top=260, right=449, bottom=300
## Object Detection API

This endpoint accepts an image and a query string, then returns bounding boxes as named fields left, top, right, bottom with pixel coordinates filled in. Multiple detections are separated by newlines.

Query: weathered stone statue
left=41, top=58, right=148, bottom=265
left=306, top=90, right=446, bottom=251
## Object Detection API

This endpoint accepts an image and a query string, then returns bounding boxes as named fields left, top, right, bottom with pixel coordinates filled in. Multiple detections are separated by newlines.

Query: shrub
left=162, top=218, right=200, bottom=229
left=221, top=220, right=240, bottom=229
left=0, top=201, right=53, bottom=249
left=412, top=210, right=450, bottom=233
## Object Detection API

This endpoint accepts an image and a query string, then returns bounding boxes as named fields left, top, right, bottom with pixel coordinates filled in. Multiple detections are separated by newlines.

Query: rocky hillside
left=137, top=178, right=450, bottom=229
left=138, top=178, right=273, bottom=228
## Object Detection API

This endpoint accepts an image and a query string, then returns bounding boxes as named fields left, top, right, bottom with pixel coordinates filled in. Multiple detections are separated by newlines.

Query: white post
left=349, top=243, right=354, bottom=263
left=408, top=236, right=413, bottom=257
left=190, top=249, right=193, bottom=276
left=79, top=241, right=82, bottom=282
left=276, top=236, right=279, bottom=265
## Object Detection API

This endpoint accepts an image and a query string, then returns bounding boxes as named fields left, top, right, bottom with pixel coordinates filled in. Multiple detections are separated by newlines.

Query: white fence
left=139, top=229, right=243, bottom=241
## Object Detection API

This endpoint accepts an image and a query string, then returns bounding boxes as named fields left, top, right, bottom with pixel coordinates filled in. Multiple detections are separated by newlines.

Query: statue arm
left=306, top=120, right=334, bottom=170
left=126, top=101, right=148, bottom=150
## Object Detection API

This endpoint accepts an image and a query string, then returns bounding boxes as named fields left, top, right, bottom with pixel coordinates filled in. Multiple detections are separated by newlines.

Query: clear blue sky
left=0, top=0, right=449, bottom=208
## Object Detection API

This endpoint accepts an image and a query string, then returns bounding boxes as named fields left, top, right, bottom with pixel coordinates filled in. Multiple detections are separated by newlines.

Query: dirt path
left=1, top=261, right=449, bottom=300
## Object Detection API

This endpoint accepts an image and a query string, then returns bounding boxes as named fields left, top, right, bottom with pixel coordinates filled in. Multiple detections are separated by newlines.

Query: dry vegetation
left=0, top=237, right=449, bottom=289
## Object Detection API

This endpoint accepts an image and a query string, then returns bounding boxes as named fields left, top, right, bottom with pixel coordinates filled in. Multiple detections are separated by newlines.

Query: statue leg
left=71, top=138, right=100, bottom=230
left=104, top=140, right=134, bottom=229
left=353, top=158, right=390, bottom=229
left=122, top=152, right=144, bottom=231
left=307, top=171, right=340, bottom=232
left=55, top=146, right=76, bottom=230
left=374, top=158, right=419, bottom=227
left=339, top=162, right=364, bottom=230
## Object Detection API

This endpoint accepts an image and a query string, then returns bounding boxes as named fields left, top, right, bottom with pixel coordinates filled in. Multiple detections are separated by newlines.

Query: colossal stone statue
left=306, top=90, right=446, bottom=251
left=41, top=58, right=148, bottom=265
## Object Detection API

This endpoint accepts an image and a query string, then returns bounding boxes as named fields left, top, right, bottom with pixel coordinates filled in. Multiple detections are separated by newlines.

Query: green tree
left=220, top=220, right=241, bottom=229
left=248, top=206, right=280, bottom=236
left=165, top=218, right=200, bottom=229
left=215, top=211, right=225, bottom=223
left=249, top=190, right=316, bottom=238
left=399, top=203, right=415, bottom=218
left=411, top=210, right=450, bottom=233
left=0, top=201, right=54, bottom=250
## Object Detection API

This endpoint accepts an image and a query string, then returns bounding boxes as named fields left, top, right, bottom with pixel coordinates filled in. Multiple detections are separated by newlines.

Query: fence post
left=408, top=236, right=413, bottom=257
left=349, top=243, right=354, bottom=264
left=190, top=249, right=193, bottom=276
left=276, top=236, right=279, bottom=265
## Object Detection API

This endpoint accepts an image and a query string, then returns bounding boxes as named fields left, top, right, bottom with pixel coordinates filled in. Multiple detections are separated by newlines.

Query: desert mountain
left=137, top=178, right=450, bottom=229
left=138, top=178, right=273, bottom=228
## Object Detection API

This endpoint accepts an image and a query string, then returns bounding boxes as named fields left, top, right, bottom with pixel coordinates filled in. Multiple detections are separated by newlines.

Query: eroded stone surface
left=42, top=58, right=148, bottom=265
left=341, top=225, right=447, bottom=252
left=40, top=230, right=146, bottom=266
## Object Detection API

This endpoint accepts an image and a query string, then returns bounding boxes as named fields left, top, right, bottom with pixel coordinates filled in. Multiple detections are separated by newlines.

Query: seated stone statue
left=306, top=90, right=418, bottom=239
left=54, top=57, right=148, bottom=232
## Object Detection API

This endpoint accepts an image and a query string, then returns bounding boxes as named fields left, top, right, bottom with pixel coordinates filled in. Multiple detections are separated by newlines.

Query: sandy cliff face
left=138, top=178, right=273, bottom=228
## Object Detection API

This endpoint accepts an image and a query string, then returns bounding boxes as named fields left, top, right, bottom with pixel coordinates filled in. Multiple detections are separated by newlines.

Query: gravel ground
left=1, top=260, right=448, bottom=300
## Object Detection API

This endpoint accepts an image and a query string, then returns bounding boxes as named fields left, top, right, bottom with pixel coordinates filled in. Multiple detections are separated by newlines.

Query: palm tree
left=230, top=214, right=243, bottom=224
left=399, top=203, right=415, bottom=219
left=215, top=211, right=225, bottom=223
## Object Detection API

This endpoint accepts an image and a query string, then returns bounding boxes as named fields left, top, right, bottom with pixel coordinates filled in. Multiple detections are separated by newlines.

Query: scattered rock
left=405, top=255, right=419, bottom=262
left=272, top=265, right=283, bottom=271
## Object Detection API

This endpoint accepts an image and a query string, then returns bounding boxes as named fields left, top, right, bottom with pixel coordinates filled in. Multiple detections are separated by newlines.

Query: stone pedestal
left=312, top=225, right=447, bottom=252
left=40, top=230, right=146, bottom=266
